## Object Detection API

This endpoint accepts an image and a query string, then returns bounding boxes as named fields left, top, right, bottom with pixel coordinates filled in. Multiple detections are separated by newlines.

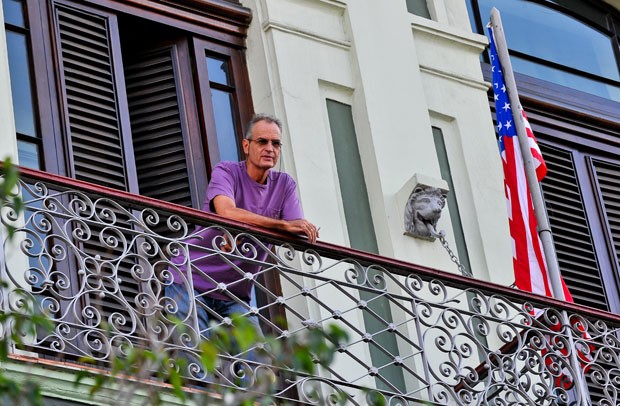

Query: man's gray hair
left=244, top=113, right=283, bottom=139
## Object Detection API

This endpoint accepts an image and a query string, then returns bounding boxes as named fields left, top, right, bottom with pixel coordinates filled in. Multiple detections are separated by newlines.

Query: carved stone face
left=414, top=195, right=445, bottom=221
left=404, top=187, right=446, bottom=240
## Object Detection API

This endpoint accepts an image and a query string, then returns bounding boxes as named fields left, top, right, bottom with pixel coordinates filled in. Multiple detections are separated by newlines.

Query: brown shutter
left=52, top=2, right=140, bottom=337
left=124, top=46, right=193, bottom=207
left=591, top=159, right=620, bottom=274
left=53, top=2, right=135, bottom=191
left=539, top=143, right=609, bottom=310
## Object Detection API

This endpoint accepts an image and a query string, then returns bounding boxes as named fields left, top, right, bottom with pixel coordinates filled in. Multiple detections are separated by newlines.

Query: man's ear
left=242, top=138, right=250, bottom=156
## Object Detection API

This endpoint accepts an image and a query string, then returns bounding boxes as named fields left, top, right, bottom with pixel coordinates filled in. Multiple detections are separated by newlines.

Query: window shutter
left=53, top=3, right=134, bottom=190
left=124, top=47, right=193, bottom=207
left=591, top=159, right=620, bottom=273
left=539, top=143, right=609, bottom=310
left=52, top=3, right=141, bottom=338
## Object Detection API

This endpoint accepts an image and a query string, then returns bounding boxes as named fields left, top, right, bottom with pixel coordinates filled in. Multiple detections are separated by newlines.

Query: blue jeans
left=165, top=283, right=264, bottom=369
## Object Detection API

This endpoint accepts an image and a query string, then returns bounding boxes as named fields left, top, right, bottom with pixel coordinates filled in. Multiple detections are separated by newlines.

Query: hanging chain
left=438, top=235, right=473, bottom=277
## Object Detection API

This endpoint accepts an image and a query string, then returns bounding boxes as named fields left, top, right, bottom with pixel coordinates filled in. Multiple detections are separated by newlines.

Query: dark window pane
left=206, top=56, right=230, bottom=86
left=6, top=31, right=37, bottom=137
left=326, top=99, right=378, bottom=254
left=17, top=139, right=40, bottom=169
left=2, top=0, right=25, bottom=28
left=211, top=89, right=239, bottom=162
left=406, top=0, right=431, bottom=19
left=478, top=0, right=619, bottom=81
left=432, top=127, right=471, bottom=273
left=512, top=56, right=620, bottom=102
left=544, top=0, right=607, bottom=27
left=466, top=0, right=478, bottom=32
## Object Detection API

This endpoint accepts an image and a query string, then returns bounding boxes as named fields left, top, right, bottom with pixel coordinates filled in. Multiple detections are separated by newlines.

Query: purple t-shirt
left=172, top=161, right=303, bottom=301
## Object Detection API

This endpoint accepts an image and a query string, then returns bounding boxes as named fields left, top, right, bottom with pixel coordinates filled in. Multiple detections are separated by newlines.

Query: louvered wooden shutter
left=124, top=47, right=193, bottom=207
left=53, top=3, right=135, bottom=191
left=52, top=3, right=141, bottom=337
left=539, top=143, right=609, bottom=310
left=579, top=158, right=620, bottom=405
left=591, top=159, right=620, bottom=274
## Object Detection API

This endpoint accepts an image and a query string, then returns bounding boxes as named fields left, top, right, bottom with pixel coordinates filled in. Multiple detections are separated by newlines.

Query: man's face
left=242, top=120, right=282, bottom=171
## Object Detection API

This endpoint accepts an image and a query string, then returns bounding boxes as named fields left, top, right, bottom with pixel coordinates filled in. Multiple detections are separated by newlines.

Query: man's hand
left=281, top=219, right=319, bottom=244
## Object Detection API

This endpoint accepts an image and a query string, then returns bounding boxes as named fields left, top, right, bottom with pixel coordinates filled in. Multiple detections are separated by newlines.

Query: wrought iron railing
left=1, top=167, right=619, bottom=405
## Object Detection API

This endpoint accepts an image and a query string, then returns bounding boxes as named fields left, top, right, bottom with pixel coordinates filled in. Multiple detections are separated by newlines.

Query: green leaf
left=74, top=370, right=93, bottom=386
left=199, top=341, right=218, bottom=372
left=292, top=348, right=315, bottom=374
left=0, top=340, right=9, bottom=361
left=231, top=315, right=257, bottom=351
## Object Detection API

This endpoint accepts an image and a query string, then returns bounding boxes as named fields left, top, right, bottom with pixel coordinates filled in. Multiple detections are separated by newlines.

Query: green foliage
left=74, top=315, right=350, bottom=405
left=366, top=390, right=387, bottom=406
left=0, top=288, right=53, bottom=406
left=0, top=158, right=23, bottom=238
left=0, top=285, right=353, bottom=405
left=0, top=158, right=48, bottom=405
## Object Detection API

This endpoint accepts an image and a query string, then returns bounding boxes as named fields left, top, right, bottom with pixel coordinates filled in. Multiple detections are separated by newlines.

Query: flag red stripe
left=522, top=111, right=547, bottom=180
left=504, top=135, right=551, bottom=296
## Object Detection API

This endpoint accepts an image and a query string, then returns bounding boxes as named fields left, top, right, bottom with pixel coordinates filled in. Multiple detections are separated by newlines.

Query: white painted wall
left=241, top=0, right=512, bottom=285
left=240, top=1, right=514, bottom=390
left=0, top=5, right=33, bottom=318
left=0, top=5, right=19, bottom=162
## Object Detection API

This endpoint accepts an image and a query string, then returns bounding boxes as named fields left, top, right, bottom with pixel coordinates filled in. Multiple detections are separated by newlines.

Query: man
left=167, top=113, right=318, bottom=364
left=210, top=114, right=319, bottom=243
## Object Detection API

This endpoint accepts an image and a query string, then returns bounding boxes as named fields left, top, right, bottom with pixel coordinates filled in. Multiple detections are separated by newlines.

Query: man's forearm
left=216, top=206, right=286, bottom=230
left=212, top=195, right=318, bottom=242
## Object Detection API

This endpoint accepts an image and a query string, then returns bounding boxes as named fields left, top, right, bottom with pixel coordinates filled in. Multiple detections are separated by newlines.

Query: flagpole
left=489, top=13, right=593, bottom=403
left=489, top=8, right=565, bottom=301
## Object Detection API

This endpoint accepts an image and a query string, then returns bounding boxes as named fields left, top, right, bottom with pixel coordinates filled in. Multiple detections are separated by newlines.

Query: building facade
left=1, top=0, right=620, bottom=404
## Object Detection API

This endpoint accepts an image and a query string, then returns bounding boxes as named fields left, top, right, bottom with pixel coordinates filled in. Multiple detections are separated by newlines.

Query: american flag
left=487, top=25, right=593, bottom=389
left=486, top=25, right=573, bottom=300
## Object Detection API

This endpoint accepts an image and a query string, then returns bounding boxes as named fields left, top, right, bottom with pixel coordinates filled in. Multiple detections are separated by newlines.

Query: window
left=3, top=0, right=42, bottom=169
left=4, top=0, right=253, bottom=208
left=204, top=55, right=241, bottom=162
left=534, top=120, right=620, bottom=313
left=406, top=0, right=431, bottom=19
left=2, top=0, right=254, bottom=357
left=487, top=100, right=620, bottom=313
left=469, top=0, right=620, bottom=101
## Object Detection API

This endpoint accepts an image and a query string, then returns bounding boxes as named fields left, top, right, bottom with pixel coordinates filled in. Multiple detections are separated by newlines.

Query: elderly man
left=167, top=113, right=318, bottom=363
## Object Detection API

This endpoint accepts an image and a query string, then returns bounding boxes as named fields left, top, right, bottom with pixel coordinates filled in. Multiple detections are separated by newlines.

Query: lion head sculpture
left=404, top=186, right=447, bottom=240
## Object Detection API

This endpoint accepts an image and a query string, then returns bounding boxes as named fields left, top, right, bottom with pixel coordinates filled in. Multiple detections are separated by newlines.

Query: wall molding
left=262, top=20, right=351, bottom=49
left=419, top=65, right=490, bottom=91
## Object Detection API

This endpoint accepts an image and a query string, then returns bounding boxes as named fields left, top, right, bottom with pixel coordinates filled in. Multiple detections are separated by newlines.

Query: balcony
left=1, top=167, right=619, bottom=404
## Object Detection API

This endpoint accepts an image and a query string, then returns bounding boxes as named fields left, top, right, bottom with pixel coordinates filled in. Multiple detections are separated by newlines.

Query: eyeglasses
left=248, top=138, right=282, bottom=149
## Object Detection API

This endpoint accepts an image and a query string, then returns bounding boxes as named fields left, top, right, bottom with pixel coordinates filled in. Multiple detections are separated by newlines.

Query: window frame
left=15, top=0, right=254, bottom=203
left=192, top=37, right=253, bottom=180
left=470, top=0, right=620, bottom=101
left=3, top=0, right=261, bottom=360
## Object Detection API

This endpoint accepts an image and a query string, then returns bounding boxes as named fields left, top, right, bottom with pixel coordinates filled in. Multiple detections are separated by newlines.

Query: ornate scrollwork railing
left=1, top=167, right=620, bottom=405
